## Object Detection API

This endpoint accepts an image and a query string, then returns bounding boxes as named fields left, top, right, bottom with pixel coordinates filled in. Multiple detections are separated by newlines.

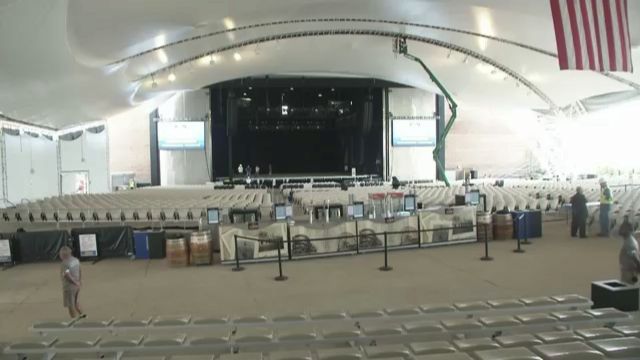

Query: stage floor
left=229, top=173, right=380, bottom=180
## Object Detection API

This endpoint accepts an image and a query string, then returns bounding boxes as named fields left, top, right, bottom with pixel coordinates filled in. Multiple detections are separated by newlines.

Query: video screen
left=353, top=202, right=364, bottom=218
left=157, top=121, right=205, bottom=150
left=392, top=119, right=436, bottom=147
left=404, top=195, right=416, bottom=211
left=275, top=205, right=287, bottom=220
left=465, top=192, right=480, bottom=205
left=207, top=208, right=220, bottom=224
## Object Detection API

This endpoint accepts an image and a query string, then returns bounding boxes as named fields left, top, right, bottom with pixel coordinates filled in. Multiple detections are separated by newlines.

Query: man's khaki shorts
left=62, top=288, right=79, bottom=308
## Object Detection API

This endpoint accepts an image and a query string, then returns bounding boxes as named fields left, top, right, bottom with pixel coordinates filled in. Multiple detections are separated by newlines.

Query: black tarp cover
left=15, top=230, right=70, bottom=263
left=70, top=226, right=133, bottom=259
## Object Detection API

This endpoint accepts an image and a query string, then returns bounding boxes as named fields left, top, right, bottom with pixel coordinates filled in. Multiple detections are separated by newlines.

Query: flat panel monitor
left=207, top=208, right=220, bottom=224
left=353, top=202, right=364, bottom=218
left=465, top=191, right=480, bottom=205
left=274, top=204, right=287, bottom=221
left=392, top=119, right=436, bottom=147
left=157, top=121, right=205, bottom=150
left=404, top=195, right=416, bottom=211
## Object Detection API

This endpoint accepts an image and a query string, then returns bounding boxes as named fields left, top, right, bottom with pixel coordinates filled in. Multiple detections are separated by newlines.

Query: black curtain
left=71, top=226, right=133, bottom=259
left=15, top=230, right=70, bottom=263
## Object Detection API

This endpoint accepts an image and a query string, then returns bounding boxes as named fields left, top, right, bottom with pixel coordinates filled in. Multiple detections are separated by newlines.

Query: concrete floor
left=0, top=221, right=623, bottom=343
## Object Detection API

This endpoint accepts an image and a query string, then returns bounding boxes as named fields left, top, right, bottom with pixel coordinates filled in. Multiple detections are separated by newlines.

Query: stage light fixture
left=243, top=92, right=247, bottom=96
left=248, top=86, right=253, bottom=90
left=168, top=72, right=176, bottom=82
left=318, top=93, right=323, bottom=98
left=233, top=52, right=242, bottom=61
left=290, top=86, right=294, bottom=91
left=331, top=88, right=335, bottom=92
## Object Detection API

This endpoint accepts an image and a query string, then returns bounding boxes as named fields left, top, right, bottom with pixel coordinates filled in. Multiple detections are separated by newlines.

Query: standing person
left=255, top=165, right=260, bottom=176
left=618, top=216, right=640, bottom=284
left=237, top=164, right=244, bottom=175
left=599, top=179, right=614, bottom=237
left=59, top=246, right=85, bottom=319
left=570, top=187, right=588, bottom=238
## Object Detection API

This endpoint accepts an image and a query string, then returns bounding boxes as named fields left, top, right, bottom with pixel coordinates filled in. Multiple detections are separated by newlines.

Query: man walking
left=570, top=187, right=588, bottom=238
left=59, top=246, right=85, bottom=319
left=599, top=179, right=614, bottom=237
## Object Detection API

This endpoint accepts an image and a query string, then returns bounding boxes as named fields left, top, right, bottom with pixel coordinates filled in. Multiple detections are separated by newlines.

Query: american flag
left=550, top=0, right=633, bottom=72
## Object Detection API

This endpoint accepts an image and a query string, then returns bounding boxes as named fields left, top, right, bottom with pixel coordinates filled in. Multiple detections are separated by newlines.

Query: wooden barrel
left=492, top=213, right=514, bottom=240
left=166, top=237, right=189, bottom=267
left=190, top=231, right=212, bottom=265
left=477, top=212, right=493, bottom=242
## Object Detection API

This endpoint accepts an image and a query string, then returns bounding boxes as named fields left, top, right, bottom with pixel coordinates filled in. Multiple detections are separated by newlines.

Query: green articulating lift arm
left=398, top=38, right=457, bottom=187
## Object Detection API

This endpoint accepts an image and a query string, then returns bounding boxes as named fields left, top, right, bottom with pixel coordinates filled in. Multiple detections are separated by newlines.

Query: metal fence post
left=232, top=234, right=245, bottom=272
left=379, top=232, right=393, bottom=271
left=481, top=224, right=493, bottom=261
left=514, top=215, right=525, bottom=253
left=275, top=239, right=288, bottom=281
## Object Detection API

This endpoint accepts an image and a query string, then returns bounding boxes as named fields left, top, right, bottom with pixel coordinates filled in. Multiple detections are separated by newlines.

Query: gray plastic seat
left=408, top=341, right=457, bottom=355
left=362, top=324, right=403, bottom=336
left=363, top=344, right=411, bottom=359
left=143, top=334, right=187, bottom=347
left=192, top=317, right=228, bottom=325
left=234, top=315, right=268, bottom=324
left=496, top=334, right=543, bottom=348
left=520, top=297, right=557, bottom=307
left=516, top=313, right=557, bottom=325
left=475, top=347, right=542, bottom=360
left=277, top=325, right=317, bottom=341
left=349, top=310, right=385, bottom=319
left=113, top=318, right=152, bottom=328
left=551, top=311, right=592, bottom=322
left=551, top=294, right=590, bottom=305
left=453, top=338, right=500, bottom=352
left=235, top=327, right=273, bottom=343
left=403, top=321, right=444, bottom=334
left=613, top=324, right=640, bottom=337
left=454, top=301, right=491, bottom=312
left=188, top=330, right=230, bottom=345
left=321, top=325, right=361, bottom=339
left=585, top=308, right=630, bottom=320
left=73, top=319, right=113, bottom=328
left=272, top=313, right=307, bottom=322
left=589, top=336, right=640, bottom=358
left=99, top=335, right=144, bottom=348
left=310, top=312, right=346, bottom=320
left=575, top=327, right=623, bottom=341
left=269, top=350, right=312, bottom=360
left=536, top=331, right=583, bottom=344
left=488, top=299, right=525, bottom=310
left=54, top=336, right=101, bottom=348
left=414, top=354, right=473, bottom=360
left=317, top=348, right=362, bottom=360
left=420, top=303, right=457, bottom=314
left=152, top=315, right=191, bottom=326
left=479, top=315, right=521, bottom=328
left=385, top=307, right=422, bottom=316
left=533, top=342, right=604, bottom=360
left=441, top=319, right=483, bottom=331
left=8, top=338, right=56, bottom=350
left=32, top=321, right=69, bottom=329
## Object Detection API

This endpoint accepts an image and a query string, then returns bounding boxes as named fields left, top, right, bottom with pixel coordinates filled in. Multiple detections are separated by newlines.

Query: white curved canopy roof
left=0, top=0, right=638, bottom=128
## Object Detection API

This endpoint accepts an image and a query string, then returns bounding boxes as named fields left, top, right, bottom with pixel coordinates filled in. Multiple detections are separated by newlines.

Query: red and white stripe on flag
left=550, top=0, right=633, bottom=72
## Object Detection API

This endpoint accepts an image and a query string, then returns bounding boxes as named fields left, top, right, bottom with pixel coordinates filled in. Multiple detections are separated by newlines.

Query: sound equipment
left=227, top=91, right=238, bottom=135
left=362, top=92, right=373, bottom=133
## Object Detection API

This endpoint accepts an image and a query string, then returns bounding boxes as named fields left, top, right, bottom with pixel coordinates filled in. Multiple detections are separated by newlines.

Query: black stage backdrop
left=210, top=79, right=387, bottom=178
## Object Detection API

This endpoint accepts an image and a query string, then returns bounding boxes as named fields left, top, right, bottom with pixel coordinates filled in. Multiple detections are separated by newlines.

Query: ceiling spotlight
left=209, top=55, right=216, bottom=65
left=290, top=86, right=294, bottom=91
left=318, top=93, right=323, bottom=98
left=447, top=49, right=452, bottom=59
left=463, top=56, right=469, bottom=64
left=168, top=72, right=176, bottom=82
left=233, top=52, right=242, bottom=61
left=331, top=88, right=335, bottom=92
left=248, top=86, right=252, bottom=90
left=243, top=92, right=247, bottom=96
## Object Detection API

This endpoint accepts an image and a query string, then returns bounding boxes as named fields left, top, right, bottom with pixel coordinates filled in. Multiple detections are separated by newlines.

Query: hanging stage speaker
left=362, top=93, right=373, bottom=134
left=227, top=91, right=238, bottom=136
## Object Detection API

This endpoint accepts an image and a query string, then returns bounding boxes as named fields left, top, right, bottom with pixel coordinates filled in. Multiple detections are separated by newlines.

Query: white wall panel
left=107, top=105, right=152, bottom=183
left=158, top=90, right=211, bottom=185
left=388, top=88, right=437, bottom=181
left=4, top=133, right=58, bottom=203
left=60, top=129, right=109, bottom=193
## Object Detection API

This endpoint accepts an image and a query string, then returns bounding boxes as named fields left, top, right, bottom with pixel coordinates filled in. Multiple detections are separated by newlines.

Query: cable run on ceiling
left=109, top=17, right=558, bottom=65
left=136, top=29, right=558, bottom=110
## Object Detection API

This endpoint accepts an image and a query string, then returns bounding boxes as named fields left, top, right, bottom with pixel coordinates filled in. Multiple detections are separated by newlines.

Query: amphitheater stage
left=0, top=221, right=622, bottom=342
left=226, top=172, right=381, bottom=182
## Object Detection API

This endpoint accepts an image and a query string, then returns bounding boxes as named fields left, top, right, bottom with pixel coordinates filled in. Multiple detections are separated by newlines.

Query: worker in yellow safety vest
left=599, top=179, right=614, bottom=237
